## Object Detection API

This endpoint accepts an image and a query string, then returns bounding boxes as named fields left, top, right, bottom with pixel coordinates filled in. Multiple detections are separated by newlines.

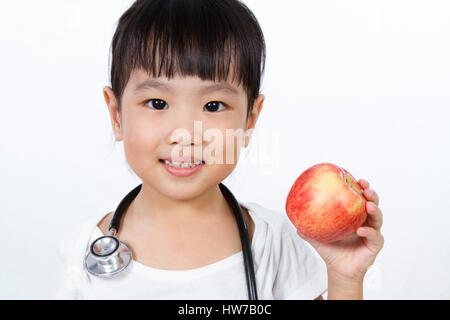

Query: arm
left=326, top=271, right=364, bottom=300
left=315, top=274, right=364, bottom=300
left=315, top=276, right=364, bottom=300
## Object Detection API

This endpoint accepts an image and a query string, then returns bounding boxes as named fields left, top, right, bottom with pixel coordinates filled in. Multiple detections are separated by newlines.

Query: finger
left=363, top=188, right=379, bottom=206
left=357, top=227, right=384, bottom=253
left=365, top=201, right=383, bottom=231
left=358, top=179, right=370, bottom=190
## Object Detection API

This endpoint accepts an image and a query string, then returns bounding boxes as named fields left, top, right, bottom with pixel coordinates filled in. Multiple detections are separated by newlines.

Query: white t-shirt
left=51, top=201, right=327, bottom=300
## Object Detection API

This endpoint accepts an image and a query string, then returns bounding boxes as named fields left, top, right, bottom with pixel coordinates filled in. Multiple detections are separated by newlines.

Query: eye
left=144, top=99, right=168, bottom=110
left=204, top=101, right=227, bottom=113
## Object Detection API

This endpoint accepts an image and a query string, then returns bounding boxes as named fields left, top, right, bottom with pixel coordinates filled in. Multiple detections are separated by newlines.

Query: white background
left=1, top=0, right=449, bottom=299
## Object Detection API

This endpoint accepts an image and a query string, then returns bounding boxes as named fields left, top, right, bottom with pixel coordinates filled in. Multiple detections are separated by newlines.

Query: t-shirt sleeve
left=272, top=215, right=328, bottom=300
left=50, top=231, right=79, bottom=299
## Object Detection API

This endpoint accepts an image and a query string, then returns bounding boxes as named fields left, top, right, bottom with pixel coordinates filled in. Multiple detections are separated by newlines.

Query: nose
left=167, top=108, right=203, bottom=148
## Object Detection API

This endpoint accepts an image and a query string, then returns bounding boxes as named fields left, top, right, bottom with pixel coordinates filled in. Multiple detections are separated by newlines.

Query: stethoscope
left=84, top=183, right=258, bottom=300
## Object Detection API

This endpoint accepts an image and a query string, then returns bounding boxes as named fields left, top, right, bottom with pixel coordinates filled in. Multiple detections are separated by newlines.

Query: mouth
left=159, top=159, right=205, bottom=168
left=159, top=159, right=205, bottom=177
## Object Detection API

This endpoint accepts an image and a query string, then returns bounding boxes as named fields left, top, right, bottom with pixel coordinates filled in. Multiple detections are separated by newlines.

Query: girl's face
left=103, top=69, right=264, bottom=200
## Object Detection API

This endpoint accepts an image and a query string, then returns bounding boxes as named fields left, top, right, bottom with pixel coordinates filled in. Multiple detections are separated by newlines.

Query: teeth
left=163, top=160, right=202, bottom=168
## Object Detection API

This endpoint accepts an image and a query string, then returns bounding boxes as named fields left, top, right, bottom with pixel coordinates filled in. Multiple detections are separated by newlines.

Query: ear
left=103, top=86, right=123, bottom=141
left=244, top=94, right=265, bottom=148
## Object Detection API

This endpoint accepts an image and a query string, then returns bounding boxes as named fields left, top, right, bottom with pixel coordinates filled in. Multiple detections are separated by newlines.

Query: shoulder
left=242, top=201, right=305, bottom=260
left=56, top=211, right=111, bottom=263
left=243, top=201, right=327, bottom=299
left=242, top=200, right=324, bottom=271
left=243, top=201, right=295, bottom=239
left=52, top=211, right=110, bottom=298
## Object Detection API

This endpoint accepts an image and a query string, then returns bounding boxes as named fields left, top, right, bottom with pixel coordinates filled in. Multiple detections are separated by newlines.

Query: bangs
left=110, top=0, right=266, bottom=114
left=140, top=22, right=240, bottom=86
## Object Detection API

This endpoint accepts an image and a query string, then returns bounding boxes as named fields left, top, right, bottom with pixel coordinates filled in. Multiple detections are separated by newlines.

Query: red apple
left=285, top=163, right=367, bottom=243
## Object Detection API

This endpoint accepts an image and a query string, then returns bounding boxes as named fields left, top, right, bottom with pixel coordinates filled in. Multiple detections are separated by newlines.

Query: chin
left=145, top=160, right=236, bottom=199
left=162, top=182, right=209, bottom=200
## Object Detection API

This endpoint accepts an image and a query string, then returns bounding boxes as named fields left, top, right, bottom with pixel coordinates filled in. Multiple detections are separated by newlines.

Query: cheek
left=223, top=119, right=247, bottom=165
left=203, top=122, right=246, bottom=166
left=224, top=130, right=245, bottom=165
left=122, top=118, right=162, bottom=170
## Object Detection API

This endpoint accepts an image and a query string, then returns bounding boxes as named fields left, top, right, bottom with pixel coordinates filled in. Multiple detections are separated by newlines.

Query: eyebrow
left=134, top=79, right=240, bottom=96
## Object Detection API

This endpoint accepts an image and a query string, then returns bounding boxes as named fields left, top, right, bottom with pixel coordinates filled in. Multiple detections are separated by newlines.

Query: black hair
left=109, top=0, right=266, bottom=121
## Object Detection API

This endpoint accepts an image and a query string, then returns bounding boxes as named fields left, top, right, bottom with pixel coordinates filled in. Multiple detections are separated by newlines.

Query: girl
left=52, top=0, right=383, bottom=300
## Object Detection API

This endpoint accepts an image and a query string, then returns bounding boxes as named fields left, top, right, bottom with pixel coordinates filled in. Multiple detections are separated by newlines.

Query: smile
left=159, top=159, right=205, bottom=177
left=161, top=159, right=203, bottom=168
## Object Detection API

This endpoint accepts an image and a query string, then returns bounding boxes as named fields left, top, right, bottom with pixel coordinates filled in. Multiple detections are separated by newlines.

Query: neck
left=128, top=182, right=230, bottom=224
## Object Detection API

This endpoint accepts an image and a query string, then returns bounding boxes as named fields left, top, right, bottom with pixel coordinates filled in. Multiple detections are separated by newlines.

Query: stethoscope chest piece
left=85, top=234, right=133, bottom=278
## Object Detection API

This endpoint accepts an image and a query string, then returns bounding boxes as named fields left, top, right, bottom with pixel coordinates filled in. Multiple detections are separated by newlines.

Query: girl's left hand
left=297, top=179, right=384, bottom=282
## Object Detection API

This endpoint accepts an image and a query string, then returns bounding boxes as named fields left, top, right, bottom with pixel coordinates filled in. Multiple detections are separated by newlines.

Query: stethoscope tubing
left=86, top=183, right=258, bottom=300
left=218, top=183, right=258, bottom=300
